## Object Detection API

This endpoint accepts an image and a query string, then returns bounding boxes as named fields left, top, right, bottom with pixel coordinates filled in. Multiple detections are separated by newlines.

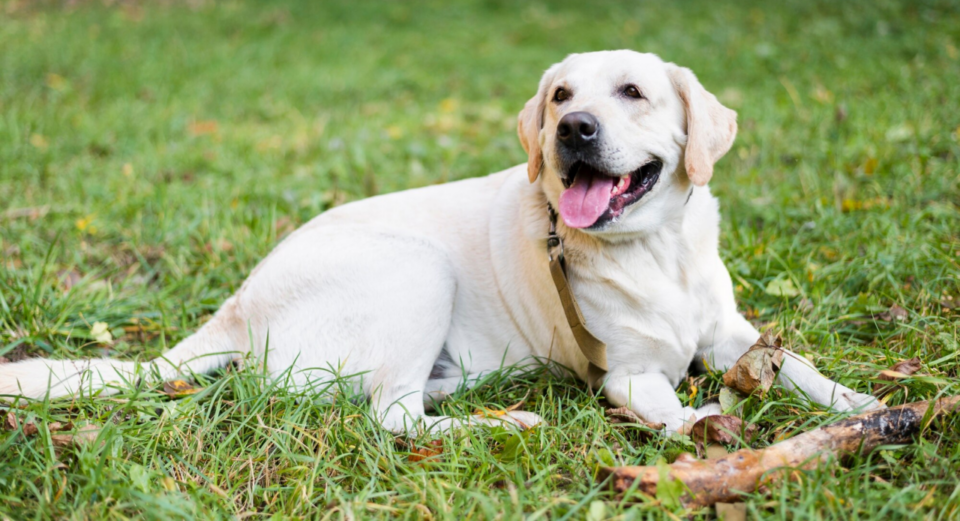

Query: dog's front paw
left=836, top=391, right=885, bottom=413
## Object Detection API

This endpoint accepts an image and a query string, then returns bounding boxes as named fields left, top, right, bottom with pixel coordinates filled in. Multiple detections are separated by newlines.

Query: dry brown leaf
left=162, top=379, right=201, bottom=398
left=49, top=421, right=75, bottom=433
left=51, top=424, right=101, bottom=448
left=407, top=440, right=444, bottom=463
left=3, top=411, right=19, bottom=430
left=2, top=414, right=75, bottom=437
left=22, top=421, right=39, bottom=436
left=754, top=330, right=783, bottom=350
left=689, top=415, right=757, bottom=446
left=716, top=502, right=748, bottom=521
left=722, top=332, right=784, bottom=395
left=188, top=120, right=219, bottom=136
left=873, top=357, right=922, bottom=393
left=57, top=269, right=82, bottom=291
left=875, top=305, right=909, bottom=322
left=605, top=407, right=665, bottom=430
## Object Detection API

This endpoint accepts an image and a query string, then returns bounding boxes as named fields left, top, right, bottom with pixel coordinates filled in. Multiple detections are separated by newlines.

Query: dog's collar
left=546, top=204, right=608, bottom=387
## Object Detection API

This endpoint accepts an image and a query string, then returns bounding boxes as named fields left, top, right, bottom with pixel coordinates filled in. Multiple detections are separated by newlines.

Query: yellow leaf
left=75, top=214, right=95, bottom=233
left=386, top=125, right=403, bottom=139
left=90, top=322, right=113, bottom=344
left=842, top=199, right=863, bottom=212
left=439, top=98, right=458, bottom=113
left=812, top=84, right=833, bottom=103
left=46, top=73, right=66, bottom=91
left=162, top=379, right=201, bottom=398
left=30, top=134, right=49, bottom=150
left=122, top=163, right=134, bottom=177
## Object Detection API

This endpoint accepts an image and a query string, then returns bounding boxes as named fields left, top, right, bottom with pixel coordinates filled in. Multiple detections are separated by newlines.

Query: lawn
left=1, top=0, right=959, bottom=518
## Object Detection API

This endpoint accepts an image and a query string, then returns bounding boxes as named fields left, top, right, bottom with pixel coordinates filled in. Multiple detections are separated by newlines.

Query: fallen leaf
left=719, top=387, right=745, bottom=416
left=407, top=440, right=444, bottom=463
left=75, top=214, right=96, bottom=234
left=51, top=424, right=101, bottom=448
left=2, top=206, right=49, bottom=220
left=2, top=413, right=75, bottom=438
left=57, top=269, right=82, bottom=291
left=90, top=322, right=113, bottom=344
left=162, top=380, right=201, bottom=398
left=605, top=407, right=665, bottom=431
left=689, top=415, right=757, bottom=446
left=586, top=500, right=606, bottom=521
left=835, top=104, right=848, bottom=122
left=49, top=421, right=74, bottom=432
left=874, top=305, right=908, bottom=322
left=716, top=502, right=748, bottom=521
left=873, top=357, right=922, bottom=393
left=722, top=332, right=784, bottom=395
left=188, top=120, right=219, bottom=137
left=22, top=421, right=39, bottom=436
left=30, top=133, right=49, bottom=150
left=765, top=278, right=799, bottom=298
left=46, top=73, right=67, bottom=91
left=3, top=411, right=18, bottom=430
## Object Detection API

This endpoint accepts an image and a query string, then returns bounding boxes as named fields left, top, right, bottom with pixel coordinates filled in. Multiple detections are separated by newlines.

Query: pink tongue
left=558, top=171, right=614, bottom=228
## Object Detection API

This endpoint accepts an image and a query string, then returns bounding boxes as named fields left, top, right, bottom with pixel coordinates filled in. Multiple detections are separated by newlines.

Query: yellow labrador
left=0, top=50, right=881, bottom=433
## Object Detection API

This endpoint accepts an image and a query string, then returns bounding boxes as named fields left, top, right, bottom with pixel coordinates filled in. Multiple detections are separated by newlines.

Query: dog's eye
left=623, top=85, right=644, bottom=99
left=553, top=88, right=570, bottom=102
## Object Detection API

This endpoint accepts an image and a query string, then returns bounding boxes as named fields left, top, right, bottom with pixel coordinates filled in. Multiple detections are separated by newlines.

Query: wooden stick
left=601, top=396, right=960, bottom=508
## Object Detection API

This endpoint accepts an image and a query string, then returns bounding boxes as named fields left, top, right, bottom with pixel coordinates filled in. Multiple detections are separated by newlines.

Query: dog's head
left=518, top=50, right=737, bottom=236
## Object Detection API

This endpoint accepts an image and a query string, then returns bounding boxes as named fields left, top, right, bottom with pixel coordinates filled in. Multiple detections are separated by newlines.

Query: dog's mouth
left=557, top=160, right=662, bottom=229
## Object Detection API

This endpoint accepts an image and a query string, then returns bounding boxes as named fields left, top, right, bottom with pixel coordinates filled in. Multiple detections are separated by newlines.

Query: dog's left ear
left=518, top=64, right=559, bottom=183
left=667, top=65, right=738, bottom=186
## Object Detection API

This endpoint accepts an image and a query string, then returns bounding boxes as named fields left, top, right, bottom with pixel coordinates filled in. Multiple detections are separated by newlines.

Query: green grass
left=1, top=0, right=959, bottom=518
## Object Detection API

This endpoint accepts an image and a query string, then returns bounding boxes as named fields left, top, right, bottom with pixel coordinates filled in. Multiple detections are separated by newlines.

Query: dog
left=0, top=50, right=881, bottom=434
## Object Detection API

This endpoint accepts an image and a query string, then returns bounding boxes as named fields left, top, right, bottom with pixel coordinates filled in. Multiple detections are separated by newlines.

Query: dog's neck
left=542, top=189, right=697, bottom=288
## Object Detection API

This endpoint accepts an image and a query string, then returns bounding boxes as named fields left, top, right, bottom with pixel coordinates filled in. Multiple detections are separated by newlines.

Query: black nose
left=556, top=111, right=599, bottom=149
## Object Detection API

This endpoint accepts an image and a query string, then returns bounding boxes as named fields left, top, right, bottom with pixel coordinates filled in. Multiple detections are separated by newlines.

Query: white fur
left=0, top=50, right=880, bottom=434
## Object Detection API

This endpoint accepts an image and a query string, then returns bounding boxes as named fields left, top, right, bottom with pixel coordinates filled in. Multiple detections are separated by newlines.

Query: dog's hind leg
left=0, top=296, right=246, bottom=400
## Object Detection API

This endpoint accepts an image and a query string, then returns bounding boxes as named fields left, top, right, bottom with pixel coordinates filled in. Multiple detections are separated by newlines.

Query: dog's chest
left=569, top=239, right=708, bottom=379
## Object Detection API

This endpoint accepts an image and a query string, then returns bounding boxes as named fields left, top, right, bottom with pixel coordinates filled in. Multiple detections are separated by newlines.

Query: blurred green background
left=1, top=0, right=958, bottom=519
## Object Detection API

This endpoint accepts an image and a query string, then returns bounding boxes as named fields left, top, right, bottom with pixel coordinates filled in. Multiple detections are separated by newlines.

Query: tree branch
left=601, top=396, right=960, bottom=508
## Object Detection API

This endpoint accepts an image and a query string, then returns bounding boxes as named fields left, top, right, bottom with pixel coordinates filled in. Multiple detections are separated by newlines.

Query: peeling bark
left=601, top=396, right=960, bottom=508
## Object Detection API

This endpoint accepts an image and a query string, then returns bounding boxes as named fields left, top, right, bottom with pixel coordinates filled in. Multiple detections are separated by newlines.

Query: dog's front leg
left=703, top=314, right=882, bottom=412
left=602, top=372, right=718, bottom=434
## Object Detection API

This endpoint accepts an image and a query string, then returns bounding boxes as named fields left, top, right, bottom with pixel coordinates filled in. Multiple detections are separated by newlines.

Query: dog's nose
left=556, top=111, right=599, bottom=149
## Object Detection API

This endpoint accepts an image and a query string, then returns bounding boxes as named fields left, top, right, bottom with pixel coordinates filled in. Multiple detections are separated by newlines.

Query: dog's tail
left=0, top=297, right=247, bottom=400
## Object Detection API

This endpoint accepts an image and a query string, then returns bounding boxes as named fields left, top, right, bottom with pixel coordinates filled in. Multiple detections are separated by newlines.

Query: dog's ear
left=517, top=64, right=559, bottom=183
left=668, top=65, right=737, bottom=186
